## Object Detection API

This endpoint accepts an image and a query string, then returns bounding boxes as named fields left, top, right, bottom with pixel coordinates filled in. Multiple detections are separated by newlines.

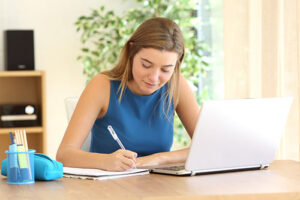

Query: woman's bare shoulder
left=84, top=73, right=110, bottom=93
left=78, top=73, right=111, bottom=118
left=90, top=73, right=110, bottom=86
left=80, top=73, right=111, bottom=103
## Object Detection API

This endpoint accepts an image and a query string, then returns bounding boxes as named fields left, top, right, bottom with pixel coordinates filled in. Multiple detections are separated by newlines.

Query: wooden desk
left=1, top=160, right=300, bottom=200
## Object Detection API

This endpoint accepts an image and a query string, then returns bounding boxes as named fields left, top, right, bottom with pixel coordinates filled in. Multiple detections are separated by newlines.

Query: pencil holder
left=5, top=149, right=35, bottom=184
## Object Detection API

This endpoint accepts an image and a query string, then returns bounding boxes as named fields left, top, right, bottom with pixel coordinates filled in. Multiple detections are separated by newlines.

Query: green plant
left=75, top=0, right=210, bottom=148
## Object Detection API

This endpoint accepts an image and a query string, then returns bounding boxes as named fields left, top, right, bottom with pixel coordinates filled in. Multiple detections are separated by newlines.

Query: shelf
left=0, top=127, right=43, bottom=134
left=0, top=70, right=46, bottom=164
left=0, top=70, right=44, bottom=77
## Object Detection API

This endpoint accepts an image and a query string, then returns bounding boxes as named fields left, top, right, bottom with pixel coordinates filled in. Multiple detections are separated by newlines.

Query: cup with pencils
left=5, top=129, right=35, bottom=184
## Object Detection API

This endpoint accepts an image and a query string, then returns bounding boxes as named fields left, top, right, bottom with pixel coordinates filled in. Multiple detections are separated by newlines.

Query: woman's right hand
left=102, top=149, right=137, bottom=171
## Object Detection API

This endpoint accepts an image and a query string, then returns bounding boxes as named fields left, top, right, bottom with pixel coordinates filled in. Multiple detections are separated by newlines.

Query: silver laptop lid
left=185, top=97, right=293, bottom=172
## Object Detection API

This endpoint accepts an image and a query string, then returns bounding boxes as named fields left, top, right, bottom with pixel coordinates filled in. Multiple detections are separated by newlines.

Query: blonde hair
left=102, top=17, right=185, bottom=115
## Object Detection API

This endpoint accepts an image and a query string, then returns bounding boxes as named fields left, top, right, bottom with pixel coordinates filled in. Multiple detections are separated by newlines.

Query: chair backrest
left=64, top=97, right=91, bottom=152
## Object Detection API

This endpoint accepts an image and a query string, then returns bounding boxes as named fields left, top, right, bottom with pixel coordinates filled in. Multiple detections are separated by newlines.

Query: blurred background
left=0, top=0, right=299, bottom=162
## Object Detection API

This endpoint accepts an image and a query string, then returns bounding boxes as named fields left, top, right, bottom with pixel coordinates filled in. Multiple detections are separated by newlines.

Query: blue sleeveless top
left=90, top=80, right=174, bottom=157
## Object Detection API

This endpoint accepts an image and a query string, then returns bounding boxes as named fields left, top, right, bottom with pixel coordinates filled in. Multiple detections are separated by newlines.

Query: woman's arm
left=56, top=74, right=137, bottom=171
left=136, top=74, right=200, bottom=168
left=175, top=74, right=200, bottom=138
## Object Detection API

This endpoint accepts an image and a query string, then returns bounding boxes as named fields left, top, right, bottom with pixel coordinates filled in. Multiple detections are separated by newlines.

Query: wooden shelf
left=0, top=127, right=43, bottom=134
left=0, top=70, right=46, bottom=164
left=0, top=70, right=44, bottom=77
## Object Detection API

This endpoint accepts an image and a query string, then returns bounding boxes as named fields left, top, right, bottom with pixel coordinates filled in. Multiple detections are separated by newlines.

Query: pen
left=107, top=125, right=136, bottom=169
left=107, top=125, right=125, bottom=150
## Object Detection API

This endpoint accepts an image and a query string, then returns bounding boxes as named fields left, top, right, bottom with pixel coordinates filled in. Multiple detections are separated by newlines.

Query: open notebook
left=63, top=167, right=149, bottom=180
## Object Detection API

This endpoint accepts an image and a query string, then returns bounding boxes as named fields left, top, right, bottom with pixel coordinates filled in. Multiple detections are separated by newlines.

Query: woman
left=56, top=17, right=200, bottom=171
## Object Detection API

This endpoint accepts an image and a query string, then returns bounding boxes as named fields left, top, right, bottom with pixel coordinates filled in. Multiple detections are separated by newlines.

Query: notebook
left=63, top=167, right=149, bottom=180
left=151, top=97, right=293, bottom=176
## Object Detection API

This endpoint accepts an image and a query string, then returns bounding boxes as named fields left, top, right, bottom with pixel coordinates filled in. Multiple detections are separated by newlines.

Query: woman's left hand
left=135, top=153, right=164, bottom=168
left=135, top=148, right=190, bottom=168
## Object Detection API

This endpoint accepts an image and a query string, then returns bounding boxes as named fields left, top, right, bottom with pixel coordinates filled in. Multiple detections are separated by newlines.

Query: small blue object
left=5, top=149, right=35, bottom=184
left=8, top=167, right=19, bottom=182
left=8, top=144, right=18, bottom=168
left=8, top=143, right=18, bottom=182
left=9, top=132, right=14, bottom=144
left=19, top=168, right=30, bottom=181
left=1, top=152, right=63, bottom=181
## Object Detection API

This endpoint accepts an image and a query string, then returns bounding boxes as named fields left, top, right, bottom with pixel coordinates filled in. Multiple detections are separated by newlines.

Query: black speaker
left=4, top=30, right=35, bottom=70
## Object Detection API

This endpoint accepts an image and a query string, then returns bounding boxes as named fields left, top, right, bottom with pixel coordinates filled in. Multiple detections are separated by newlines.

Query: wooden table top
left=1, top=160, right=300, bottom=200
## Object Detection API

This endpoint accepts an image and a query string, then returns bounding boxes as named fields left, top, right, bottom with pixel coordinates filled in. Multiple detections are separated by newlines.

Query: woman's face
left=128, top=48, right=178, bottom=96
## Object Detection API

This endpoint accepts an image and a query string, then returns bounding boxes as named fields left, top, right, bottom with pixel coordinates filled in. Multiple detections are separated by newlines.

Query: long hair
left=102, top=17, right=185, bottom=115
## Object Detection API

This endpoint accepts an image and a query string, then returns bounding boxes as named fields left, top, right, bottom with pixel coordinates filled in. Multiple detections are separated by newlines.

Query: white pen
left=107, top=125, right=125, bottom=150
left=107, top=125, right=136, bottom=169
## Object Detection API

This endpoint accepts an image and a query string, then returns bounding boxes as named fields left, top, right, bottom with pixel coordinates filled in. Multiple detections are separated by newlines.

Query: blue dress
left=90, top=80, right=174, bottom=157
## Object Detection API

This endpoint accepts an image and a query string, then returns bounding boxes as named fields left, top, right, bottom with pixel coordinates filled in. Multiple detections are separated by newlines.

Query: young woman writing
left=56, top=17, right=200, bottom=171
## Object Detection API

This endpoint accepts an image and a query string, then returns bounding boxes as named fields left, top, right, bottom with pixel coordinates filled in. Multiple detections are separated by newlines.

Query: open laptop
left=151, top=97, right=293, bottom=176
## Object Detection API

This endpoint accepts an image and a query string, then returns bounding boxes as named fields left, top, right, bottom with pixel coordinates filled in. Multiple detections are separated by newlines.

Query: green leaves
left=81, top=48, right=89, bottom=52
left=75, top=0, right=211, bottom=148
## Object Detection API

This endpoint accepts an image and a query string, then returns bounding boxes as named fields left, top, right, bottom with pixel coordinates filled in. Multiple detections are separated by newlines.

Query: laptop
left=151, top=97, right=293, bottom=176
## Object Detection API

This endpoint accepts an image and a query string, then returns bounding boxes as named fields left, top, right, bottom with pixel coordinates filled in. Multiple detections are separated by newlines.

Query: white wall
left=0, top=0, right=138, bottom=159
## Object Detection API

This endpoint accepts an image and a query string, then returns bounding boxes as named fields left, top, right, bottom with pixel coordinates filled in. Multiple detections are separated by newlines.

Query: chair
left=64, top=97, right=91, bottom=152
